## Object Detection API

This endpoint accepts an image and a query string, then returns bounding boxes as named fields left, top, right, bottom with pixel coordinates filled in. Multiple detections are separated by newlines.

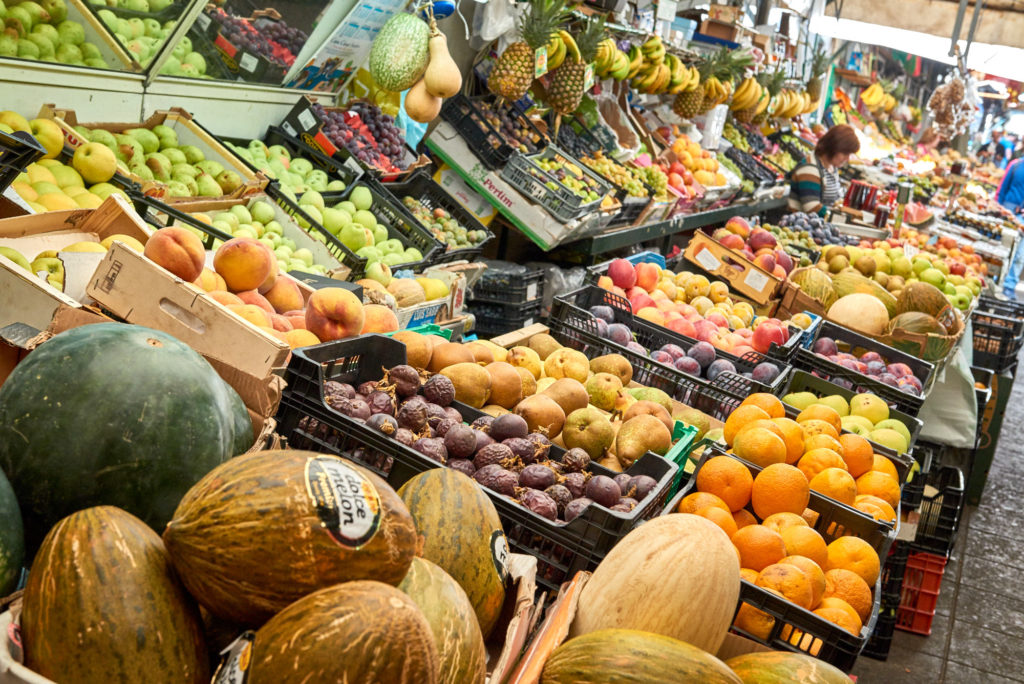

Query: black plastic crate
left=668, top=447, right=894, bottom=673
left=782, top=370, right=923, bottom=453
left=0, top=130, right=45, bottom=194
left=439, top=94, right=548, bottom=170
left=131, top=194, right=234, bottom=250
left=796, top=320, right=935, bottom=415
left=901, top=443, right=935, bottom=512
left=471, top=299, right=543, bottom=337
left=861, top=605, right=897, bottom=661
left=881, top=542, right=910, bottom=600
left=274, top=335, right=678, bottom=594
left=380, top=170, right=494, bottom=264
left=971, top=366, right=993, bottom=447
left=500, top=146, right=614, bottom=223
left=471, top=266, right=544, bottom=305
left=977, top=293, right=1024, bottom=318
left=972, top=299, right=1024, bottom=374
left=550, top=285, right=790, bottom=398
left=912, top=465, right=965, bottom=557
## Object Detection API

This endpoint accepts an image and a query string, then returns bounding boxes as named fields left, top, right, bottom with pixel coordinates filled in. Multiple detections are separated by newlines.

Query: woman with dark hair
left=788, top=124, right=861, bottom=217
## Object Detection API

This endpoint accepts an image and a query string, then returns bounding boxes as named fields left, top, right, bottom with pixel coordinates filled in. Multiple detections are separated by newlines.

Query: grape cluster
left=635, top=165, right=669, bottom=202
left=581, top=152, right=648, bottom=198
left=312, top=101, right=409, bottom=173
left=209, top=9, right=295, bottom=66
left=256, top=19, right=307, bottom=57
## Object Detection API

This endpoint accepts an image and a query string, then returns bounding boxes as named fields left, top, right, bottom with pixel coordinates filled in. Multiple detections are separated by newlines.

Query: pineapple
left=806, top=44, right=828, bottom=101
left=673, top=87, right=704, bottom=119
left=488, top=0, right=567, bottom=101
left=547, top=16, right=605, bottom=123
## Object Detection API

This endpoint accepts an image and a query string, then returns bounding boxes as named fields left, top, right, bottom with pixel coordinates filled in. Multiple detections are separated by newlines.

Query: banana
left=730, top=77, right=760, bottom=110
left=654, top=63, right=671, bottom=93
left=626, top=46, right=643, bottom=79
left=548, top=38, right=567, bottom=70
left=610, top=53, right=630, bottom=81
left=754, top=90, right=771, bottom=115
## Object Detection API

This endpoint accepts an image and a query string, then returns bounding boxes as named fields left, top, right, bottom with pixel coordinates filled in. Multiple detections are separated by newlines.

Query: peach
left=144, top=227, right=205, bottom=282
left=772, top=265, right=787, bottom=279
left=597, top=275, right=614, bottom=291
left=194, top=268, right=227, bottom=292
left=635, top=262, right=659, bottom=291
left=725, top=216, right=751, bottom=237
left=282, top=309, right=307, bottom=330
left=263, top=276, right=305, bottom=313
left=285, top=328, right=320, bottom=349
left=752, top=322, right=786, bottom=354
left=209, top=290, right=244, bottom=307
left=667, top=318, right=696, bottom=337
left=608, top=258, right=637, bottom=289
left=269, top=313, right=294, bottom=332
left=611, top=286, right=628, bottom=299
left=636, top=307, right=665, bottom=326
left=719, top=233, right=745, bottom=250
left=257, top=259, right=279, bottom=295
left=258, top=326, right=289, bottom=342
left=706, top=312, right=729, bottom=328
left=361, top=304, right=399, bottom=333
left=227, top=304, right=272, bottom=328
left=753, top=253, right=777, bottom=273
left=213, top=237, right=276, bottom=292
left=236, top=290, right=275, bottom=314
left=305, top=287, right=365, bottom=341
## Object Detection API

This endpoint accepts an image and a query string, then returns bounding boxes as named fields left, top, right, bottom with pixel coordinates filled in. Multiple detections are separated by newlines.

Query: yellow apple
left=0, top=111, right=30, bottom=133
left=28, top=118, right=65, bottom=159
left=62, top=241, right=107, bottom=253
left=36, top=193, right=79, bottom=212
left=50, top=164, right=85, bottom=189
left=11, top=182, right=37, bottom=202
left=74, top=193, right=104, bottom=209
left=25, top=164, right=57, bottom=186
left=72, top=142, right=118, bottom=184
left=100, top=234, right=144, bottom=252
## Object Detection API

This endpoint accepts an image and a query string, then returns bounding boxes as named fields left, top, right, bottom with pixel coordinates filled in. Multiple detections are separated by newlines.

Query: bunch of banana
left=666, top=56, right=695, bottom=94
left=546, top=30, right=575, bottom=71
left=631, top=60, right=672, bottom=94
left=625, top=45, right=645, bottom=79
left=729, top=76, right=763, bottom=111
left=703, top=76, right=731, bottom=107
left=594, top=38, right=631, bottom=81
left=860, top=82, right=886, bottom=107
left=882, top=93, right=897, bottom=112
left=641, top=34, right=665, bottom=65
left=770, top=89, right=817, bottom=119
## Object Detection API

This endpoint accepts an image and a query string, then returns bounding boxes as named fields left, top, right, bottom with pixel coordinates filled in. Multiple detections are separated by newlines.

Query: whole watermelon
left=0, top=469, right=23, bottom=597
left=0, top=323, right=250, bottom=551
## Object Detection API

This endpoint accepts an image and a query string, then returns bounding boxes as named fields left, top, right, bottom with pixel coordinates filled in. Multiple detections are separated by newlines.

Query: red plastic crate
left=896, top=551, right=948, bottom=635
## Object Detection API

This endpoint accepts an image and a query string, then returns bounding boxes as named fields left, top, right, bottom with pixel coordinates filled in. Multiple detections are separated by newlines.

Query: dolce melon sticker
left=305, top=456, right=382, bottom=548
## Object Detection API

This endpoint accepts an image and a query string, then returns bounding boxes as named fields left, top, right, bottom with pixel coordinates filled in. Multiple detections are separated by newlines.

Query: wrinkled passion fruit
left=585, top=475, right=622, bottom=508
left=518, top=463, right=558, bottom=490
left=425, top=403, right=447, bottom=429
left=422, top=374, right=456, bottom=406
left=366, top=413, right=398, bottom=436
left=335, top=397, right=371, bottom=421
left=613, top=473, right=633, bottom=493
left=564, top=497, right=592, bottom=521
left=324, top=381, right=355, bottom=405
left=503, top=437, right=535, bottom=464
left=562, top=448, right=591, bottom=473
left=545, top=484, right=572, bottom=515
left=397, top=401, right=428, bottom=432
left=562, top=471, right=588, bottom=499
left=448, top=459, right=476, bottom=477
left=517, top=488, right=557, bottom=520
left=394, top=428, right=416, bottom=446
left=357, top=380, right=379, bottom=396
left=443, top=407, right=462, bottom=423
left=626, top=475, right=658, bottom=500
left=434, top=417, right=459, bottom=437
left=489, top=414, right=529, bottom=442
left=474, top=464, right=517, bottom=495
left=471, top=415, right=494, bottom=431
left=413, top=437, right=447, bottom=463
left=526, top=433, right=552, bottom=460
left=387, top=364, right=421, bottom=397
left=474, top=430, right=495, bottom=453
left=474, top=443, right=514, bottom=470
left=366, top=391, right=396, bottom=416
left=444, top=424, right=477, bottom=460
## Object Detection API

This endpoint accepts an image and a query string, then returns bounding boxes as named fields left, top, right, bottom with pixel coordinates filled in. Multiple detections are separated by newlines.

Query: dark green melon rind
left=0, top=470, right=23, bottom=597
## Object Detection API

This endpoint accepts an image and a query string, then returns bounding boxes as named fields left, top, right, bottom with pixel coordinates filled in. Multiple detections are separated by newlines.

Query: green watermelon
left=0, top=323, right=250, bottom=550
left=0, top=469, right=23, bottom=597
left=368, top=12, right=430, bottom=92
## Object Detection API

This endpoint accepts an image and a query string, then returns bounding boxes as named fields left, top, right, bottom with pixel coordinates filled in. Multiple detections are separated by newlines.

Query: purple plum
left=812, top=337, right=838, bottom=356
left=865, top=361, right=887, bottom=376
left=651, top=350, right=674, bottom=364
left=887, top=363, right=914, bottom=378
left=878, top=373, right=900, bottom=387
left=607, top=323, right=631, bottom=346
left=590, top=305, right=615, bottom=323
left=706, top=358, right=737, bottom=381
left=595, top=318, right=608, bottom=338
left=626, top=341, right=648, bottom=355
left=751, top=362, right=781, bottom=384
left=898, top=375, right=923, bottom=393
left=686, top=341, right=717, bottom=370
left=674, top=356, right=701, bottom=376
left=659, top=343, right=686, bottom=360
left=860, top=351, right=884, bottom=364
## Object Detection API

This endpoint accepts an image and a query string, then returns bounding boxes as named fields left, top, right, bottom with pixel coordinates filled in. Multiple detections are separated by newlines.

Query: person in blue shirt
left=980, top=129, right=1014, bottom=169
left=998, top=158, right=1024, bottom=297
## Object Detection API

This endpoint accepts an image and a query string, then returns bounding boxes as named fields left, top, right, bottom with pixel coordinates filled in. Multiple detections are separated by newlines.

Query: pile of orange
left=678, top=450, right=882, bottom=642
left=720, top=394, right=901, bottom=523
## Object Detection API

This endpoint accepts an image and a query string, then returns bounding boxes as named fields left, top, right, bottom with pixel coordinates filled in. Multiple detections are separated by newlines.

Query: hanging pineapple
left=546, top=16, right=605, bottom=133
left=672, top=62, right=707, bottom=119
left=806, top=44, right=828, bottom=101
left=488, top=0, right=568, bottom=101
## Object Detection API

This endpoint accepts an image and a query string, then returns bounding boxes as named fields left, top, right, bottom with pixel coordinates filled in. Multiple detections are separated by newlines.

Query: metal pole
left=963, top=0, right=985, bottom=63
left=949, top=0, right=970, bottom=56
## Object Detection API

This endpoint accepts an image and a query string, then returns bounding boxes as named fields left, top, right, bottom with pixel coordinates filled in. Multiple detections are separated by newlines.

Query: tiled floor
left=851, top=375, right=1024, bottom=683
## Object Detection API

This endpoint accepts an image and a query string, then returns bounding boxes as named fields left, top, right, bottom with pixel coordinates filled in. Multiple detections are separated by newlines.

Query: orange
left=855, top=471, right=900, bottom=509
left=818, top=596, right=861, bottom=625
left=740, top=567, right=760, bottom=583
left=724, top=405, right=771, bottom=445
left=736, top=418, right=787, bottom=442
left=823, top=568, right=873, bottom=622
left=732, top=524, right=787, bottom=572
left=780, top=527, right=829, bottom=568
left=696, top=455, right=754, bottom=511
left=803, top=433, right=843, bottom=456
left=771, top=417, right=805, bottom=464
left=740, top=393, right=785, bottom=418
left=826, top=536, right=880, bottom=586
left=797, top=448, right=847, bottom=481
left=733, top=427, right=788, bottom=468
left=796, top=404, right=842, bottom=433
left=780, top=555, right=826, bottom=608
left=756, top=563, right=815, bottom=609
left=695, top=505, right=739, bottom=538
left=733, top=508, right=758, bottom=531
left=871, top=454, right=900, bottom=480
left=814, top=606, right=862, bottom=635
left=808, top=467, right=858, bottom=505
left=733, top=592, right=780, bottom=639
left=800, top=419, right=840, bottom=441
left=751, top=463, right=810, bottom=519
left=676, top=491, right=730, bottom=515
left=838, top=433, right=874, bottom=477
left=854, top=494, right=897, bottom=523
left=762, top=512, right=809, bottom=534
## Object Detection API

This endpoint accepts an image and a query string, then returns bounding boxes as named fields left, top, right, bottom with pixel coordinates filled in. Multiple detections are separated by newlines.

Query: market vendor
left=788, top=124, right=861, bottom=217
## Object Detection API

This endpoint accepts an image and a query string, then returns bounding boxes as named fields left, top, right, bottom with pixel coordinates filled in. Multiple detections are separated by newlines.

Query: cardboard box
left=699, top=19, right=741, bottom=42
left=0, top=194, right=153, bottom=329
left=40, top=106, right=268, bottom=202
left=684, top=230, right=783, bottom=305
left=707, top=3, right=742, bottom=22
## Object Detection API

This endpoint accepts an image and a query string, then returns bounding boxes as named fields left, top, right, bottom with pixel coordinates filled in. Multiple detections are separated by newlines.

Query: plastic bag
left=473, top=0, right=515, bottom=43
left=526, top=262, right=585, bottom=318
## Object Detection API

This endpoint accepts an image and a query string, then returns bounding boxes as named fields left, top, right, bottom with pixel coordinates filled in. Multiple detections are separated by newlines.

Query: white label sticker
left=213, top=632, right=254, bottom=684
left=491, top=530, right=510, bottom=582
left=694, top=247, right=721, bottom=272
left=524, top=318, right=534, bottom=326
left=297, top=108, right=317, bottom=132
left=281, top=121, right=296, bottom=137
left=526, top=283, right=538, bottom=300
left=744, top=267, right=771, bottom=292
left=305, top=456, right=382, bottom=548
left=239, top=53, right=258, bottom=73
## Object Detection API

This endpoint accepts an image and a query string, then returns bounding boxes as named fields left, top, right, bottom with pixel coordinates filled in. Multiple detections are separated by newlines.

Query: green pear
left=17, top=38, right=39, bottom=59
left=144, top=151, right=171, bottom=181
left=125, top=127, right=159, bottom=154
left=229, top=204, right=252, bottom=224
left=0, top=246, right=31, bottom=271
left=96, top=9, right=117, bottom=31
left=26, top=33, right=53, bottom=57
left=151, top=123, right=177, bottom=149
left=56, top=19, right=84, bottom=45
left=326, top=179, right=346, bottom=192
left=194, top=159, right=223, bottom=177
left=216, top=170, right=242, bottom=193
left=165, top=180, right=191, bottom=197
left=195, top=173, right=221, bottom=197
left=160, top=54, right=182, bottom=75
left=114, top=134, right=143, bottom=164
left=39, top=0, right=66, bottom=23
left=162, top=147, right=186, bottom=165
left=129, top=161, right=154, bottom=181
left=89, top=128, right=117, bottom=151
left=171, top=163, right=196, bottom=178
left=179, top=144, right=203, bottom=164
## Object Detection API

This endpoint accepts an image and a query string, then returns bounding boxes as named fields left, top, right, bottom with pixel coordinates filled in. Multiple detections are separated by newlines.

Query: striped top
left=788, top=156, right=837, bottom=217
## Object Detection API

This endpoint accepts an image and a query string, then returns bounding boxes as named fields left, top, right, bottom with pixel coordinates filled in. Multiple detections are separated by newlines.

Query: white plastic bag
left=473, top=0, right=516, bottom=43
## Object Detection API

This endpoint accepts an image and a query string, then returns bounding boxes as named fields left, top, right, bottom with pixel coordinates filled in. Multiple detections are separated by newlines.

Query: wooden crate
left=683, top=230, right=783, bottom=304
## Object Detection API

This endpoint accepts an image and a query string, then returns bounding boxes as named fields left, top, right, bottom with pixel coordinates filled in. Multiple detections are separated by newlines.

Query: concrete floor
left=851, top=372, right=1024, bottom=683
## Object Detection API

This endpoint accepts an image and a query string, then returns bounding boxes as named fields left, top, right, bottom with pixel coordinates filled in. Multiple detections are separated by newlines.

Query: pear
left=179, top=144, right=204, bottom=164
left=151, top=123, right=177, bottom=149
left=216, top=170, right=242, bottom=193
left=615, top=414, right=671, bottom=468
left=195, top=172, right=221, bottom=197
left=125, top=127, right=159, bottom=154
left=562, top=407, right=614, bottom=459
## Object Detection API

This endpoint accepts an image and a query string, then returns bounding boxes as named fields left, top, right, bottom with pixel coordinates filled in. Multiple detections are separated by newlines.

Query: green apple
left=336, top=200, right=357, bottom=215
left=50, top=165, right=84, bottom=188
left=372, top=224, right=387, bottom=244
left=267, top=144, right=290, bottom=160
left=281, top=238, right=296, bottom=251
left=305, top=169, right=328, bottom=192
left=183, top=51, right=205, bottom=75
left=365, top=260, right=393, bottom=287
left=72, top=142, right=118, bottom=184
left=250, top=200, right=275, bottom=225
left=353, top=209, right=376, bottom=229
left=339, top=222, right=367, bottom=251
left=321, top=207, right=349, bottom=235
left=214, top=212, right=239, bottom=229
left=258, top=236, right=276, bottom=251
left=292, top=248, right=313, bottom=267
left=781, top=391, right=817, bottom=411
left=350, top=185, right=373, bottom=211
left=382, top=252, right=405, bottom=267
left=125, top=39, right=149, bottom=62
left=379, top=238, right=402, bottom=255
left=143, top=17, right=161, bottom=37
left=326, top=179, right=346, bottom=192
left=274, top=246, right=293, bottom=261
left=171, top=39, right=188, bottom=61
left=233, top=227, right=257, bottom=239
left=211, top=220, right=234, bottom=234
left=356, top=245, right=381, bottom=260
left=224, top=205, right=249, bottom=225
left=299, top=190, right=324, bottom=210
left=249, top=221, right=265, bottom=237
left=88, top=182, right=126, bottom=199
left=0, top=246, right=31, bottom=271
left=290, top=158, right=313, bottom=178
left=264, top=220, right=283, bottom=236
left=874, top=419, right=911, bottom=445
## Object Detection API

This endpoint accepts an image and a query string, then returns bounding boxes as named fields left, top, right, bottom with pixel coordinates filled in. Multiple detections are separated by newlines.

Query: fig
left=413, top=437, right=447, bottom=463
left=472, top=415, right=494, bottom=431
left=366, top=413, right=398, bottom=436
left=422, top=374, right=456, bottom=406
left=564, top=497, right=592, bottom=521
left=490, top=414, right=529, bottom=442
left=517, top=488, right=557, bottom=520
left=518, top=463, right=558, bottom=490
left=387, top=364, right=421, bottom=397
left=474, top=443, right=514, bottom=470
left=562, top=471, right=588, bottom=499
left=366, top=391, right=396, bottom=416
left=585, top=475, right=621, bottom=508
left=448, top=459, right=476, bottom=477
left=394, top=428, right=416, bottom=446
left=503, top=437, right=536, bottom=464
left=397, top=401, right=428, bottom=432
left=357, top=380, right=379, bottom=396
left=627, top=475, right=658, bottom=501
left=474, top=464, right=517, bottom=495
left=474, top=429, right=495, bottom=452
left=545, top=484, right=572, bottom=515
left=562, top=448, right=591, bottom=473
left=444, top=424, right=477, bottom=459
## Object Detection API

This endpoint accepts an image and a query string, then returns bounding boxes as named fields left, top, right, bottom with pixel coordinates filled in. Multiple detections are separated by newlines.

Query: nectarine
left=285, top=328, right=320, bottom=349
left=145, top=227, right=205, bottom=282
left=361, top=303, right=399, bottom=334
left=214, top=237, right=276, bottom=292
left=305, top=287, right=365, bottom=342
left=263, top=276, right=305, bottom=314
left=236, top=290, right=275, bottom=314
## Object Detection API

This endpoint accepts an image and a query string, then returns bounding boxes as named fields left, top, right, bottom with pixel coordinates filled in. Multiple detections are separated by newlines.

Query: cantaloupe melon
left=570, top=514, right=740, bottom=654
left=827, top=294, right=889, bottom=335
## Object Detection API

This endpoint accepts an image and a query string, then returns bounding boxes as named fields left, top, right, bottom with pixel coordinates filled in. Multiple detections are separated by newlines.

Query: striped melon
left=542, top=629, right=742, bottom=683
left=726, top=651, right=853, bottom=682
left=369, top=12, right=430, bottom=92
left=399, top=468, right=508, bottom=638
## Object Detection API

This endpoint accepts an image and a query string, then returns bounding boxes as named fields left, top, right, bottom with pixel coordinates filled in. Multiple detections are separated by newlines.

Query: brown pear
left=544, top=348, right=590, bottom=383
left=428, top=342, right=475, bottom=373
left=674, top=406, right=712, bottom=439
left=562, top=407, right=615, bottom=459
left=586, top=373, right=623, bottom=411
left=392, top=330, right=432, bottom=369
left=542, top=378, right=589, bottom=416
left=514, top=394, right=565, bottom=438
left=483, top=404, right=510, bottom=417
left=615, top=414, right=672, bottom=468
left=515, top=366, right=537, bottom=397
left=464, top=341, right=495, bottom=365
left=589, top=353, right=633, bottom=385
left=439, top=362, right=491, bottom=408
left=623, top=400, right=673, bottom=432
left=507, top=346, right=542, bottom=380
left=484, top=361, right=524, bottom=409
left=528, top=333, right=563, bottom=360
